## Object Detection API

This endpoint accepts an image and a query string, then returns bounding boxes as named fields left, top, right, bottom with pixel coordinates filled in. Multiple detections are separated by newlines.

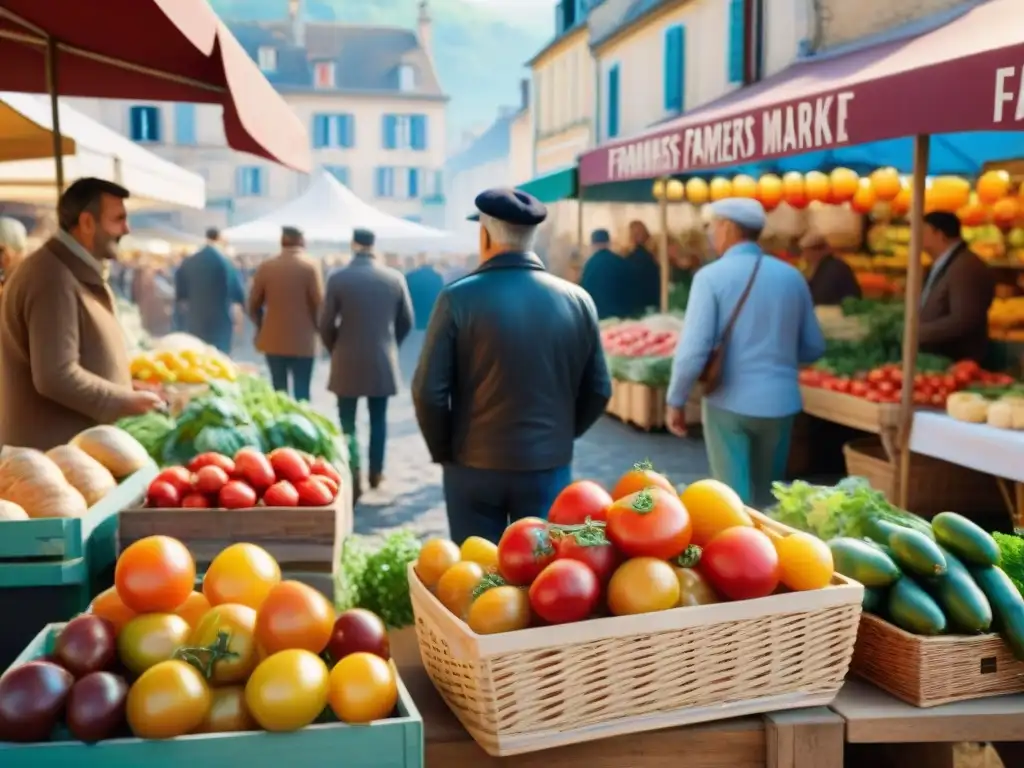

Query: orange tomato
left=194, top=685, right=257, bottom=734
left=829, top=168, right=859, bottom=202
left=328, top=652, right=398, bottom=724
left=605, top=488, right=692, bottom=560
left=957, top=192, right=988, bottom=226
left=255, top=580, right=335, bottom=654
left=414, top=539, right=461, bottom=589
left=850, top=178, right=877, bottom=214
left=89, top=586, right=137, bottom=633
left=870, top=167, right=901, bottom=201
left=203, top=543, right=281, bottom=609
left=467, top=586, right=531, bottom=634
left=126, top=660, right=211, bottom=740
left=435, top=561, right=486, bottom=619
left=189, top=603, right=260, bottom=684
left=774, top=532, right=834, bottom=591
left=977, top=170, right=1011, bottom=205
left=928, top=176, right=971, bottom=212
left=782, top=172, right=807, bottom=209
left=610, top=461, right=675, bottom=500
left=173, top=591, right=212, bottom=628
left=115, top=536, right=195, bottom=613
left=607, top=558, right=680, bottom=616
left=757, top=174, right=784, bottom=210
left=680, top=479, right=752, bottom=547
left=804, top=171, right=830, bottom=203
left=992, top=197, right=1020, bottom=229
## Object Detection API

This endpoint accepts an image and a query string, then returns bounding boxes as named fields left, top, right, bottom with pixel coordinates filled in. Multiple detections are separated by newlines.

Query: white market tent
left=0, top=92, right=205, bottom=210
left=223, top=169, right=464, bottom=253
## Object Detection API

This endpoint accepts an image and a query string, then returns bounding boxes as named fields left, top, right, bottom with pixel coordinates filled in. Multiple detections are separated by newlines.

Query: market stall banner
left=578, top=0, right=1024, bottom=186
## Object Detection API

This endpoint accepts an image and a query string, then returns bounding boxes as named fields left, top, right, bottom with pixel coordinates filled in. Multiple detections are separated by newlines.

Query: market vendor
left=0, top=178, right=163, bottom=450
left=919, top=211, right=995, bottom=363
left=799, top=230, right=862, bottom=306
left=580, top=229, right=633, bottom=319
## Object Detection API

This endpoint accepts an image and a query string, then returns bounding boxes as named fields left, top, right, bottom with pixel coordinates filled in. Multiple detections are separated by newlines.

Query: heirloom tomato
left=262, top=480, right=299, bottom=507
left=610, top=461, right=675, bottom=500
left=459, top=536, right=499, bottom=571
left=88, top=586, right=137, bottom=634
left=310, top=457, right=342, bottom=485
left=700, top=527, right=780, bottom=600
left=153, top=466, right=191, bottom=496
left=145, top=480, right=180, bottom=508
left=268, top=448, right=310, bottom=484
left=218, top=480, right=257, bottom=509
left=233, top=448, right=275, bottom=493
left=679, top=479, right=752, bottom=547
left=672, top=548, right=722, bottom=607
left=255, top=580, right=335, bottom=654
left=187, top=603, right=260, bottom=684
left=188, top=452, right=235, bottom=475
left=528, top=559, right=600, bottom=624
left=328, top=652, right=398, bottom=724
left=193, top=465, right=229, bottom=496
left=117, top=613, right=192, bottom=675
left=774, top=532, right=834, bottom=591
left=294, top=477, right=334, bottom=506
left=467, top=586, right=531, bottom=634
left=605, top=488, right=692, bottom=560
left=551, top=523, right=618, bottom=584
left=115, top=536, right=195, bottom=613
left=126, top=660, right=210, bottom=740
left=435, top=561, right=486, bottom=619
left=414, top=538, right=461, bottom=589
left=607, top=558, right=680, bottom=616
left=203, top=543, right=281, bottom=609
left=173, top=591, right=211, bottom=628
left=497, top=517, right=555, bottom=585
left=547, top=481, right=613, bottom=525
left=194, top=685, right=257, bottom=734
left=245, top=650, right=330, bottom=732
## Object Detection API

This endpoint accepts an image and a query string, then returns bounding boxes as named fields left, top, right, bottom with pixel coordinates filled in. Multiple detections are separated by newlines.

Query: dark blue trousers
left=443, top=464, right=572, bottom=545
left=266, top=355, right=314, bottom=402
left=338, top=396, right=388, bottom=476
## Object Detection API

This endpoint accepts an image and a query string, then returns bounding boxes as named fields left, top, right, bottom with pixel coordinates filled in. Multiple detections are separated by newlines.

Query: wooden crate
left=800, top=385, right=900, bottom=436
left=606, top=379, right=629, bottom=420
left=624, top=382, right=666, bottom=431
left=852, top=613, right=1024, bottom=707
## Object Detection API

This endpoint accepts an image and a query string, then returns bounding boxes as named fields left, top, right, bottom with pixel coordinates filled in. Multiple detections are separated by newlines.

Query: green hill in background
left=210, top=0, right=551, bottom=146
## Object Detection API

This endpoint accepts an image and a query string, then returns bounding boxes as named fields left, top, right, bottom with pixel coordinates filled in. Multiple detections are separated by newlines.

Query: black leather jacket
left=412, top=251, right=611, bottom=471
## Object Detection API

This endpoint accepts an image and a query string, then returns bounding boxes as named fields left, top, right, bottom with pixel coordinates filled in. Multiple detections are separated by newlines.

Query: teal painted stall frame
left=0, top=624, right=425, bottom=768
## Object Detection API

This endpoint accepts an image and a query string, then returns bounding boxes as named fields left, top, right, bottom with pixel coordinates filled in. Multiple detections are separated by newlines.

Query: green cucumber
left=931, top=512, right=1001, bottom=566
left=870, top=519, right=947, bottom=578
left=862, top=586, right=888, bottom=615
left=887, top=576, right=947, bottom=636
left=931, top=546, right=992, bottom=633
left=829, top=538, right=902, bottom=587
left=969, top=565, right=1024, bottom=661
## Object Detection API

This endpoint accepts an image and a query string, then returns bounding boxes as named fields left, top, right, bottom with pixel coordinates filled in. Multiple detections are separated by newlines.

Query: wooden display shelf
left=800, top=385, right=901, bottom=459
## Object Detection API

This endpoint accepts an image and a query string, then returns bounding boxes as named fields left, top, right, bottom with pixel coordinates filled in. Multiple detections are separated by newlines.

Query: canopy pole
left=896, top=134, right=931, bottom=510
left=658, top=178, right=669, bottom=313
left=45, top=35, right=64, bottom=194
left=575, top=184, right=585, bottom=284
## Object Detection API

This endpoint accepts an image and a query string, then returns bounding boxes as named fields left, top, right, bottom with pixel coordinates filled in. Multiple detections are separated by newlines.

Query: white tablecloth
left=910, top=411, right=1024, bottom=483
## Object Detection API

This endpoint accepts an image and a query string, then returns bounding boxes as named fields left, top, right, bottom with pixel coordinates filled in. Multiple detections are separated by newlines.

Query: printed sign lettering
left=994, top=66, right=1024, bottom=123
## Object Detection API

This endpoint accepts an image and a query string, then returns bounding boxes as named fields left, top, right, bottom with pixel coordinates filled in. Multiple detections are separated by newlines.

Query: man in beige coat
left=248, top=226, right=324, bottom=402
left=0, top=178, right=163, bottom=450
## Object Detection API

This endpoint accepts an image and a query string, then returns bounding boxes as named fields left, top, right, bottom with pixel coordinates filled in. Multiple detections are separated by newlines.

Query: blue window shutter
left=312, top=115, right=326, bottom=148
left=408, top=168, right=419, bottom=198
left=728, top=0, right=745, bottom=84
left=663, top=26, right=682, bottom=112
left=255, top=168, right=264, bottom=196
left=338, top=114, right=354, bottom=147
left=374, top=167, right=384, bottom=196
left=148, top=107, right=161, bottom=142
left=382, top=115, right=397, bottom=149
left=235, top=167, right=244, bottom=195
left=129, top=107, right=141, bottom=141
left=410, top=115, right=427, bottom=150
left=174, top=104, right=196, bottom=145
left=680, top=26, right=688, bottom=111
left=607, top=65, right=620, bottom=139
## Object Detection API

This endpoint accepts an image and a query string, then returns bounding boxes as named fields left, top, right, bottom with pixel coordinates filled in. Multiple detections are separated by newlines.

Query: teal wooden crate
left=0, top=624, right=424, bottom=768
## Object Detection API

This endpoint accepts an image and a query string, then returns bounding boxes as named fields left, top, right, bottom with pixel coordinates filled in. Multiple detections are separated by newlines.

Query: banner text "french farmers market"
left=605, top=91, right=856, bottom=181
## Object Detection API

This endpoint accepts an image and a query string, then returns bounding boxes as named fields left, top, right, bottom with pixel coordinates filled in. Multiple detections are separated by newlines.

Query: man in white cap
left=665, top=198, right=825, bottom=507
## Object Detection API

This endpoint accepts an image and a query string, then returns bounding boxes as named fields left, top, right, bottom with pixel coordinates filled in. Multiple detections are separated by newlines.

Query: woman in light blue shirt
left=665, top=198, right=826, bottom=507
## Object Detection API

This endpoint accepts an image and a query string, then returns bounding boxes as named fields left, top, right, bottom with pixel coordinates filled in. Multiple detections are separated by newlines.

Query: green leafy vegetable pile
left=335, top=530, right=422, bottom=629
left=994, top=532, right=1024, bottom=596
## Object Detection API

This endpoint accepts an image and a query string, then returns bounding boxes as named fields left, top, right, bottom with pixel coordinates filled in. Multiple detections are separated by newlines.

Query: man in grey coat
left=319, top=228, right=414, bottom=495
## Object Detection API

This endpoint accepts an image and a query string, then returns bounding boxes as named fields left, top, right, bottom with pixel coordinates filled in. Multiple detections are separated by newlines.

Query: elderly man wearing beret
left=665, top=198, right=826, bottom=508
left=412, top=188, right=612, bottom=544
left=320, top=227, right=414, bottom=497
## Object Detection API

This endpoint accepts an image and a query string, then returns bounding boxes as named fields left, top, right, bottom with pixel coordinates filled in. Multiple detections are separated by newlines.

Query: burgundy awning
left=0, top=0, right=310, bottom=172
left=578, top=0, right=1024, bottom=186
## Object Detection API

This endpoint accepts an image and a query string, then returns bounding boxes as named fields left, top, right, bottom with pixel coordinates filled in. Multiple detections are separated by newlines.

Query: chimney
left=520, top=78, right=530, bottom=110
left=417, top=0, right=432, bottom=60
left=288, top=0, right=305, bottom=47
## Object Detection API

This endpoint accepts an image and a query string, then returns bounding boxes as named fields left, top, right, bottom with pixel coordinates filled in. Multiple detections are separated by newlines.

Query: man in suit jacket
left=175, top=228, right=247, bottom=353
left=919, top=211, right=995, bottom=363
left=412, top=188, right=612, bottom=544
left=319, top=228, right=413, bottom=494
left=799, top=230, right=862, bottom=306
left=403, top=254, right=444, bottom=330
left=248, top=226, right=324, bottom=402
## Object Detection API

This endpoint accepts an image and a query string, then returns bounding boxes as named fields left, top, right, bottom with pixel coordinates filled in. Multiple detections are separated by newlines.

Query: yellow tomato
left=415, top=539, right=461, bottom=589
left=459, top=536, right=499, bottom=571
left=194, top=685, right=257, bottom=734
left=117, top=613, right=192, bottom=675
left=607, top=558, right=681, bottom=616
left=680, top=479, right=753, bottom=547
left=466, top=586, right=531, bottom=634
left=189, top=603, right=260, bottom=684
left=775, top=532, right=834, bottom=591
left=245, top=650, right=330, bottom=732
left=435, top=561, right=485, bottom=619
left=126, top=660, right=211, bottom=740
left=203, top=543, right=281, bottom=609
left=328, top=652, right=398, bottom=723
left=178, top=368, right=209, bottom=384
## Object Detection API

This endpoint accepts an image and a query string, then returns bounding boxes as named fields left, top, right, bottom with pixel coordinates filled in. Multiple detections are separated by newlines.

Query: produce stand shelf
left=800, top=386, right=901, bottom=447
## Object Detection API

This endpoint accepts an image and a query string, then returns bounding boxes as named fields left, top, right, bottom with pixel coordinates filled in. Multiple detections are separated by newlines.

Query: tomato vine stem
left=472, top=572, right=507, bottom=600
left=174, top=630, right=239, bottom=680
left=673, top=544, right=702, bottom=568
left=548, top=518, right=610, bottom=547
left=631, top=488, right=656, bottom=513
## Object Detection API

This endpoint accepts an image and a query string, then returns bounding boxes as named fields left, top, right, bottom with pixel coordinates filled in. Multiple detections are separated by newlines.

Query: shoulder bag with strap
left=699, top=255, right=763, bottom=395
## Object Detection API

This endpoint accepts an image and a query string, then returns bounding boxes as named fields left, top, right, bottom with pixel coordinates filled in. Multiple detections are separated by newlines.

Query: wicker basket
left=852, top=613, right=1024, bottom=707
left=409, top=511, right=863, bottom=756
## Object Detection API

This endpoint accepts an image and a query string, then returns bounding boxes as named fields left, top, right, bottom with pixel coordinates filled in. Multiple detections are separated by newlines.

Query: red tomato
left=798, top=369, right=820, bottom=386
left=528, top=560, right=600, bottom=624
left=317, top=475, right=340, bottom=496
left=605, top=488, right=691, bottom=560
left=294, top=477, right=334, bottom=506
left=850, top=381, right=869, bottom=397
left=553, top=531, right=618, bottom=584
left=263, top=480, right=299, bottom=507
left=699, top=527, right=780, bottom=601
left=610, top=462, right=675, bottom=500
left=931, top=392, right=947, bottom=407
left=832, top=378, right=851, bottom=394
left=497, top=518, right=556, bottom=585
left=547, top=481, right=613, bottom=525
left=865, top=391, right=882, bottom=403
left=188, top=452, right=235, bottom=475
left=992, top=373, right=1015, bottom=386
left=866, top=369, right=887, bottom=383
left=269, top=448, right=311, bottom=484
left=154, top=467, right=191, bottom=496
left=181, top=493, right=210, bottom=508
left=233, top=449, right=276, bottom=493
left=146, top=480, right=180, bottom=508
left=310, top=458, right=341, bottom=485
left=218, top=480, right=257, bottom=509
left=193, top=465, right=230, bottom=496
left=877, top=381, right=895, bottom=395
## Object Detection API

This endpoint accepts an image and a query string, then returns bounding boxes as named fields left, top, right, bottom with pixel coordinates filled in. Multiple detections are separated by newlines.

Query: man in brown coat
left=0, top=178, right=163, bottom=450
left=247, top=226, right=324, bottom=402
left=919, top=211, right=995, bottom=363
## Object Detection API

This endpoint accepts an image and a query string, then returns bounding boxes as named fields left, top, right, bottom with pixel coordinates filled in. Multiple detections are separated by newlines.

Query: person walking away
left=799, top=230, right=862, bottom=306
left=919, top=211, right=995, bottom=363
left=0, top=216, right=28, bottom=299
left=0, top=178, right=163, bottom=449
left=404, top=254, right=444, bottom=330
left=320, top=228, right=413, bottom=496
left=248, top=227, right=323, bottom=402
left=664, top=199, right=825, bottom=508
left=175, top=228, right=246, bottom=354
left=413, top=189, right=612, bottom=544
left=579, top=229, right=647, bottom=320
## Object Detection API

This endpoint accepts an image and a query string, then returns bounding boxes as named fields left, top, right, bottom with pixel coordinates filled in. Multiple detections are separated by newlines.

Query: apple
left=326, top=609, right=390, bottom=662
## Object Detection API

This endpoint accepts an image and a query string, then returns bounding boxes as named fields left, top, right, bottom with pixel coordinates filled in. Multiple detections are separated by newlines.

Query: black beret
left=467, top=187, right=547, bottom=226
left=591, top=229, right=610, bottom=245
left=352, top=228, right=375, bottom=246
left=281, top=226, right=303, bottom=240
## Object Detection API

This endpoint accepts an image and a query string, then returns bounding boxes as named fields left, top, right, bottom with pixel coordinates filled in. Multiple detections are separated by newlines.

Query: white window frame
left=257, top=46, right=277, bottom=72
left=398, top=64, right=416, bottom=92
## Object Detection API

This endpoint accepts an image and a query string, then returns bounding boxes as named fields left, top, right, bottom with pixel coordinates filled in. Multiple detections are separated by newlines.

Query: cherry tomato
left=117, top=613, right=192, bottom=675
left=833, top=378, right=851, bottom=394
left=700, top=527, right=780, bottom=600
left=610, top=461, right=675, bottom=500
left=245, top=650, right=329, bottom=732
left=255, top=580, right=335, bottom=654
left=89, top=586, right=136, bottom=634
left=673, top=565, right=721, bottom=607
left=497, top=517, right=556, bottom=585
left=326, top=609, right=391, bottom=662
left=867, top=369, right=887, bottom=383
left=459, top=536, right=499, bottom=571
left=203, top=543, right=281, bottom=609
left=529, top=559, right=600, bottom=624
left=310, top=457, right=341, bottom=485
left=268, top=448, right=311, bottom=484
left=218, top=480, right=257, bottom=509
left=262, top=480, right=299, bottom=507
left=193, top=465, right=230, bottom=496
left=607, top=558, right=680, bottom=615
left=552, top=527, right=618, bottom=583
left=126, top=660, right=210, bottom=739
left=774, top=532, right=834, bottom=591
left=188, top=452, right=235, bottom=475
left=850, top=381, right=869, bottom=397
left=194, top=685, right=257, bottom=734
left=606, top=488, right=692, bottom=560
left=680, top=478, right=752, bottom=547
left=188, top=603, right=260, bottom=684
left=546, top=480, right=613, bottom=525
left=153, top=466, right=191, bottom=496
left=294, top=477, right=333, bottom=506
left=181, top=492, right=211, bottom=508
left=435, top=561, right=486, bottom=619
left=173, top=591, right=212, bottom=628
left=467, top=585, right=531, bottom=634
left=328, top=652, right=398, bottom=724
left=146, top=480, right=180, bottom=508
left=115, top=536, right=195, bottom=613
left=233, top=448, right=276, bottom=493
left=877, top=381, right=896, bottom=395
left=414, top=538, right=461, bottom=589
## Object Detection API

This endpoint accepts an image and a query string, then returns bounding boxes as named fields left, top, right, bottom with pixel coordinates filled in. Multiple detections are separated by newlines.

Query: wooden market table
left=799, top=386, right=901, bottom=458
